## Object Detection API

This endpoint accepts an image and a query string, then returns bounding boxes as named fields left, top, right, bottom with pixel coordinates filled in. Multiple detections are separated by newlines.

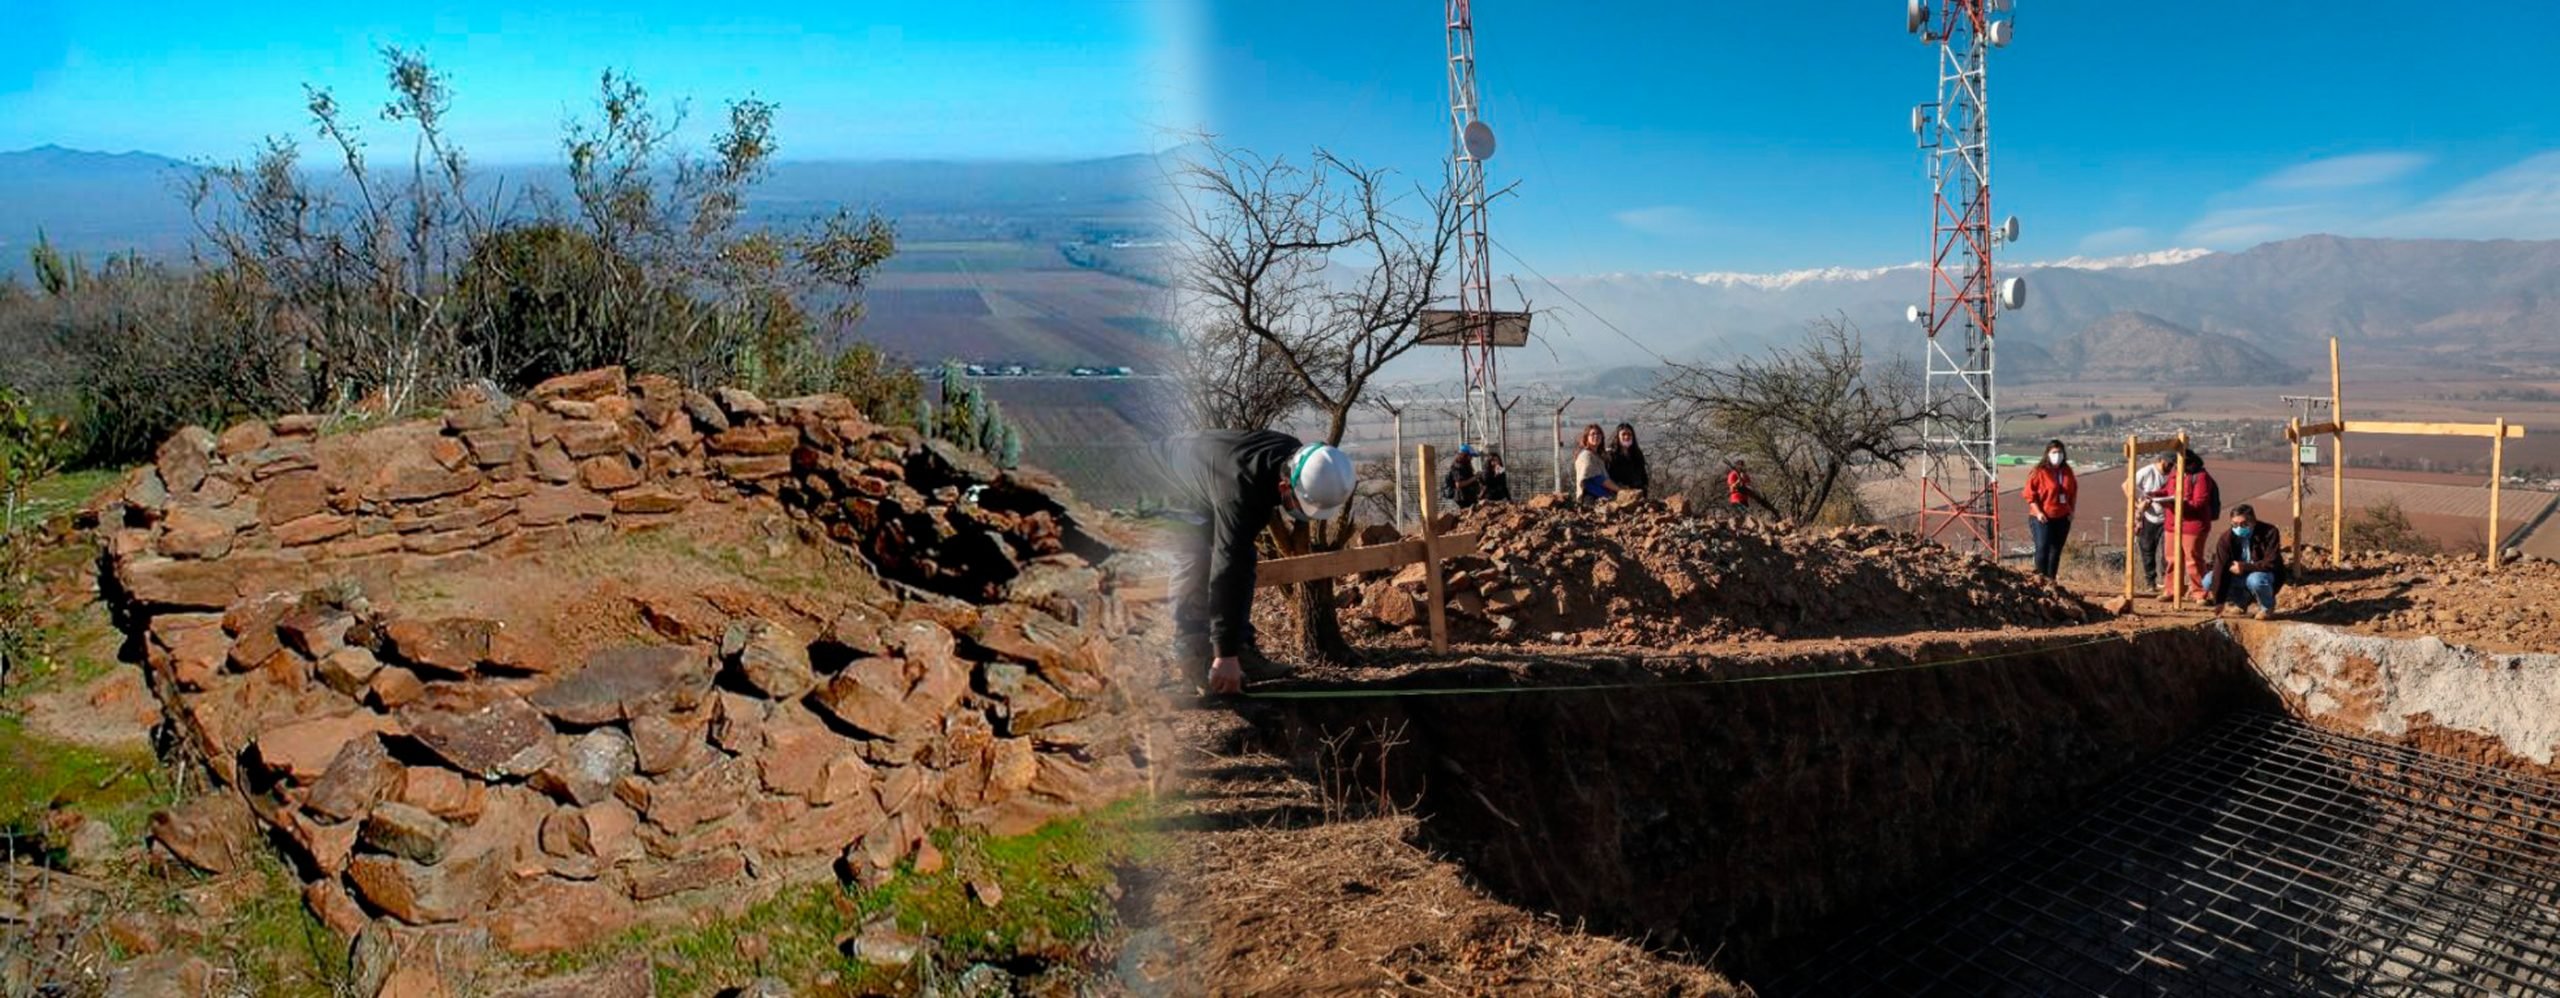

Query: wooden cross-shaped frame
left=1253, top=444, right=1483, bottom=653
left=2284, top=338, right=2531, bottom=569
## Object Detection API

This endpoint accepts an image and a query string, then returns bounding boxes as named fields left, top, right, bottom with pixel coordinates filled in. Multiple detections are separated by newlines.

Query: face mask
left=2046, top=453, right=2064, bottom=466
left=2233, top=525, right=2251, bottom=537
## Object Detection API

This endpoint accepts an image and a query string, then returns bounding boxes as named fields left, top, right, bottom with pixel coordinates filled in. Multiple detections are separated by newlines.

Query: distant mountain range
left=0, top=145, right=1163, bottom=276
left=1511, top=235, right=2560, bottom=394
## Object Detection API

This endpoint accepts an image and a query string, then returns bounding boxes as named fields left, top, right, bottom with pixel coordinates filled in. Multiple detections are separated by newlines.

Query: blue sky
left=1200, top=2, right=2560, bottom=276
left=0, top=1, right=1186, bottom=164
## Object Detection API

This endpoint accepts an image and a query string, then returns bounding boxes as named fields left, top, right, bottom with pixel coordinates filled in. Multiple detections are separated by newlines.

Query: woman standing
left=1606, top=423, right=1650, bottom=494
left=2022, top=439, right=2079, bottom=580
left=1573, top=424, right=1617, bottom=503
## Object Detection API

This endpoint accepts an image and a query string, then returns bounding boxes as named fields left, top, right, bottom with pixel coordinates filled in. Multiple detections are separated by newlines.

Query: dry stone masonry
left=91, top=367, right=1154, bottom=968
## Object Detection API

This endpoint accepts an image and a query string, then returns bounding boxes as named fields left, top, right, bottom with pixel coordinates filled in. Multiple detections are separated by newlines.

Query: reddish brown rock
left=374, top=448, right=481, bottom=502
left=516, top=484, right=612, bottom=526
left=368, top=666, right=427, bottom=709
left=489, top=877, right=637, bottom=955
left=217, top=420, right=273, bottom=458
left=360, top=802, right=453, bottom=865
left=724, top=619, right=815, bottom=700
left=256, top=710, right=399, bottom=784
left=120, top=554, right=274, bottom=609
left=273, top=512, right=356, bottom=547
left=306, top=735, right=404, bottom=821
left=428, top=435, right=470, bottom=471
left=483, top=629, right=560, bottom=675
left=304, top=878, right=369, bottom=938
left=158, top=506, right=240, bottom=559
left=149, top=792, right=259, bottom=875
left=395, top=767, right=486, bottom=824
left=899, top=621, right=969, bottom=718
left=315, top=647, right=383, bottom=696
left=347, top=849, right=506, bottom=925
left=156, top=426, right=217, bottom=494
left=530, top=367, right=627, bottom=402
left=823, top=603, right=894, bottom=656
left=579, top=456, right=642, bottom=491
left=381, top=618, right=493, bottom=677
left=627, top=712, right=705, bottom=776
left=278, top=605, right=355, bottom=658
left=528, top=442, right=579, bottom=484
left=529, top=729, right=638, bottom=806
left=259, top=471, right=330, bottom=525
left=982, top=662, right=1078, bottom=733
left=712, top=454, right=793, bottom=480
left=610, top=487, right=688, bottom=515
left=627, top=849, right=746, bottom=900
left=528, top=645, right=713, bottom=726
left=987, top=737, right=1037, bottom=798
left=628, top=754, right=754, bottom=834
left=555, top=420, right=626, bottom=459
left=808, top=658, right=923, bottom=738
left=708, top=423, right=798, bottom=457
left=147, top=613, right=230, bottom=690
left=810, top=754, right=876, bottom=807
left=399, top=686, right=553, bottom=779
left=754, top=709, right=850, bottom=798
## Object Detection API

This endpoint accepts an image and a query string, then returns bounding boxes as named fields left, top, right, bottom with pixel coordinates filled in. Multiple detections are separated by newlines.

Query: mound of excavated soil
left=2290, top=550, right=2560, bottom=654
left=1342, top=496, right=2101, bottom=647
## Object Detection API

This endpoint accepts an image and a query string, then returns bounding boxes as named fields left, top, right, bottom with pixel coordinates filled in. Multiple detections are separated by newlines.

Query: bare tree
left=1171, top=141, right=1457, bottom=662
left=1177, top=318, right=1302, bottom=431
left=1643, top=316, right=1935, bottom=525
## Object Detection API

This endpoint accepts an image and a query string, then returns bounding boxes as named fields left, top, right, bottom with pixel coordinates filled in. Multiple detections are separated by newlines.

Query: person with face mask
left=2200, top=504, right=2286, bottom=619
left=2132, top=452, right=2175, bottom=594
left=2021, top=439, right=2079, bottom=580
left=1156, top=430, right=1356, bottom=694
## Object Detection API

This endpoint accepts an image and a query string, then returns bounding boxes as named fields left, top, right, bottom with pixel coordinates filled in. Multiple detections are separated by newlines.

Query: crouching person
left=2202, top=504, right=2286, bottom=619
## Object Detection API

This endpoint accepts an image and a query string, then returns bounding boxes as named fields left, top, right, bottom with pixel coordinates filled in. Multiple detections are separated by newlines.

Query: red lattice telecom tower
left=1910, top=0, right=2024, bottom=554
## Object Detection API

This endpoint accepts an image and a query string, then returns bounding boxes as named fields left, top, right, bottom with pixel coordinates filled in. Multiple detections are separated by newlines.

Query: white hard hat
left=1288, top=443, right=1355, bottom=521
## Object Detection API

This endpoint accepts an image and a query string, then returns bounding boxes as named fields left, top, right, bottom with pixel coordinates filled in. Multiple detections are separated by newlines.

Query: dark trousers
left=2030, top=516, right=2073, bottom=579
left=1167, top=515, right=1238, bottom=656
left=2136, top=520, right=2164, bottom=590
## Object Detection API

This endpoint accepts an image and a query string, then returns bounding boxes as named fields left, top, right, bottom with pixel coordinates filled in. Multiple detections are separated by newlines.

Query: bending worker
left=1160, top=429, right=1357, bottom=694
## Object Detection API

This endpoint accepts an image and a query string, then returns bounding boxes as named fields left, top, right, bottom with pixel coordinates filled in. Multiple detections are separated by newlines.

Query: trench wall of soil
left=2229, top=619, right=2560, bottom=783
left=1242, top=626, right=2274, bottom=976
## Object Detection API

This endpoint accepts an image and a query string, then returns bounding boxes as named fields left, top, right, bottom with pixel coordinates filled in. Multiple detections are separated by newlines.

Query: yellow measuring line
left=1240, top=621, right=2213, bottom=701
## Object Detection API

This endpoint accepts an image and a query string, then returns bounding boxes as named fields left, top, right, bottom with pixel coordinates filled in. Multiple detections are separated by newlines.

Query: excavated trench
left=1240, top=622, right=2560, bottom=996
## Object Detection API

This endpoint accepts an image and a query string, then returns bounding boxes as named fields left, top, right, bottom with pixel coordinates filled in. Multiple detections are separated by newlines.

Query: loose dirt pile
left=1341, top=495, right=2102, bottom=648
left=2292, top=551, right=2560, bottom=654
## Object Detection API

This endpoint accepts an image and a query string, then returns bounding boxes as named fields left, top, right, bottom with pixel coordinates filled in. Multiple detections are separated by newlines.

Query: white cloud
left=2260, top=152, right=2431, bottom=191
left=1611, top=205, right=1707, bottom=238
left=2074, top=225, right=2152, bottom=255
left=2369, top=151, right=2560, bottom=240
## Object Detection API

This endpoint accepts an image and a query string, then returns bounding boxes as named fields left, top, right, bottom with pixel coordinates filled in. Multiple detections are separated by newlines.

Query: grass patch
left=13, top=467, right=124, bottom=527
left=0, top=715, right=167, bottom=844
left=547, top=798, right=1159, bottom=995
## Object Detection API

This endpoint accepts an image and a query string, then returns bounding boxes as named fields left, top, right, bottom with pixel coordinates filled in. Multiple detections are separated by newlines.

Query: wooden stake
left=2171, top=439, right=2187, bottom=610
left=1417, top=443, right=1449, bottom=654
left=2491, top=417, right=2507, bottom=569
left=2122, top=434, right=2138, bottom=604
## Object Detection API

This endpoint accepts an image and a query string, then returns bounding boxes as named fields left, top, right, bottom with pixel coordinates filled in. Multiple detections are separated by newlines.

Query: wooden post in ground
left=2330, top=337, right=2345, bottom=565
left=1416, top=443, right=1449, bottom=655
left=2492, top=417, right=2507, bottom=568
left=2171, top=438, right=2188, bottom=610
left=2290, top=417, right=2304, bottom=562
left=2122, top=434, right=2138, bottom=603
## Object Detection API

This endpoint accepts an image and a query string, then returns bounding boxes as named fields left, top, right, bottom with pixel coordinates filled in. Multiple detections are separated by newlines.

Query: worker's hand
left=1207, top=657, right=1245, bottom=695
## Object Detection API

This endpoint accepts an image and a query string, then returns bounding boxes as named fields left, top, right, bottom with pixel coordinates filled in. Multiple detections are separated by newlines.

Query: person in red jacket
left=2021, top=439, right=2079, bottom=580
left=2174, top=450, right=2222, bottom=602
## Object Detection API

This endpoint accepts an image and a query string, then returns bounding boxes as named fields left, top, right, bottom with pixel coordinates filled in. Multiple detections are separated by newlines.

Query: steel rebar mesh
left=1776, top=712, right=2560, bottom=996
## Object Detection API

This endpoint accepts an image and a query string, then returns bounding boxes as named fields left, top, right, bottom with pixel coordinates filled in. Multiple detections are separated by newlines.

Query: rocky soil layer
left=80, top=367, right=1159, bottom=993
left=2289, top=550, right=2560, bottom=654
left=1341, top=495, right=2102, bottom=647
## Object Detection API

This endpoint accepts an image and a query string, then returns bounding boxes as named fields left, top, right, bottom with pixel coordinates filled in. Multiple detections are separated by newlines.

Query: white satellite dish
left=1905, top=304, right=1923, bottom=324
left=1907, top=0, right=1928, bottom=33
left=1911, top=105, right=1926, bottom=135
left=1463, top=120, right=1497, bottom=161
left=1989, top=19, right=2014, bottom=46
left=1999, top=276, right=2028, bottom=310
left=1999, top=215, right=2020, bottom=242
